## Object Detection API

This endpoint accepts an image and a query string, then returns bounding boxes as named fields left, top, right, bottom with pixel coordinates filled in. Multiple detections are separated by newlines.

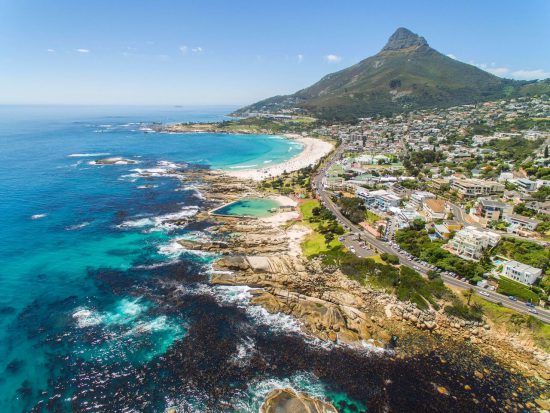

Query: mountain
left=233, top=28, right=549, bottom=121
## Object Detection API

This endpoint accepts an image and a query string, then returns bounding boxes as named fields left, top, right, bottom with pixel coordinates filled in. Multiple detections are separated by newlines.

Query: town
left=308, top=95, right=549, bottom=315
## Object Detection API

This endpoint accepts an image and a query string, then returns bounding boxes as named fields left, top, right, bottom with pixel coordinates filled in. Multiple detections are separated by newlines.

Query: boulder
left=260, top=388, right=337, bottom=413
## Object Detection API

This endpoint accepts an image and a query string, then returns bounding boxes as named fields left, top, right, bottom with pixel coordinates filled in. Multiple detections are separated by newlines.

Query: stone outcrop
left=260, top=388, right=337, bottom=413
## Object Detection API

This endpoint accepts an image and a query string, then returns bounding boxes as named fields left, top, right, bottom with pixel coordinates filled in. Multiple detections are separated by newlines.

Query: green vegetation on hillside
left=482, top=137, right=543, bottom=165
left=496, top=277, right=540, bottom=303
left=395, top=228, right=491, bottom=282
left=493, top=238, right=550, bottom=276
left=320, top=247, right=451, bottom=310
left=472, top=296, right=550, bottom=352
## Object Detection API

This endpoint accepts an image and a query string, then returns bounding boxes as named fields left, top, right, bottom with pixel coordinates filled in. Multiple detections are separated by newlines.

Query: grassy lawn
left=302, top=231, right=341, bottom=257
left=497, top=276, right=540, bottom=303
left=300, top=199, right=319, bottom=221
left=365, top=210, right=381, bottom=225
left=299, top=199, right=342, bottom=258
left=472, top=296, right=549, bottom=352
left=369, top=254, right=386, bottom=264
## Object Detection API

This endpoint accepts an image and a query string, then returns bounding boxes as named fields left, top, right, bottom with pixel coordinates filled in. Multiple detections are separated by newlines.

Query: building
left=397, top=209, right=422, bottom=229
left=357, top=189, right=401, bottom=211
left=504, top=214, right=542, bottom=233
left=447, top=226, right=501, bottom=261
left=409, top=191, right=436, bottom=208
left=502, top=260, right=543, bottom=285
left=451, top=178, right=505, bottom=198
left=515, top=178, right=537, bottom=192
left=476, top=198, right=512, bottom=222
left=422, top=198, right=447, bottom=221
left=434, top=220, right=462, bottom=239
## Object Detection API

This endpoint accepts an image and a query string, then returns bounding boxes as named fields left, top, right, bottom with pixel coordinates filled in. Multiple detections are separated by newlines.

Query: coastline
left=222, top=134, right=334, bottom=181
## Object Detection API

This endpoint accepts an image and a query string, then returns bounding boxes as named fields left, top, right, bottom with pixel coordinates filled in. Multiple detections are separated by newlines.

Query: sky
left=0, top=0, right=549, bottom=106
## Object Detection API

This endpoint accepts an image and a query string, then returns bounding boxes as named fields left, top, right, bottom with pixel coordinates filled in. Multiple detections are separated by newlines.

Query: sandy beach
left=223, top=134, right=334, bottom=181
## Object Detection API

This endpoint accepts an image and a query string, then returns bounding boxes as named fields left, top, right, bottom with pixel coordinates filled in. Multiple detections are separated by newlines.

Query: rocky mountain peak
left=381, top=27, right=429, bottom=52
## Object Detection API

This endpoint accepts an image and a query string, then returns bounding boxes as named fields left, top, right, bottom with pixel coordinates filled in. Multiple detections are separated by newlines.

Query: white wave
left=263, top=160, right=273, bottom=164
left=158, top=239, right=216, bottom=260
left=232, top=373, right=332, bottom=413
left=124, top=315, right=171, bottom=336
left=230, top=336, right=256, bottom=366
left=72, top=308, right=103, bottom=328
left=30, top=214, right=47, bottom=220
left=212, top=286, right=304, bottom=335
left=136, top=184, right=158, bottom=189
left=67, top=152, right=110, bottom=158
left=66, top=221, right=90, bottom=231
left=229, top=164, right=258, bottom=169
left=117, top=206, right=199, bottom=231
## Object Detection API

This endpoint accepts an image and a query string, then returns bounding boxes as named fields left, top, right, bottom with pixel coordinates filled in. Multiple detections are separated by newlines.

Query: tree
left=545, top=145, right=549, bottom=158
left=411, top=217, right=426, bottom=231
left=463, top=288, right=475, bottom=307
left=324, top=232, right=335, bottom=245
left=427, top=270, right=440, bottom=280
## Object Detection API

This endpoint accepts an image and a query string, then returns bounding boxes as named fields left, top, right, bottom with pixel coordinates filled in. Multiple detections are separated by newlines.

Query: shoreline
left=222, top=134, right=334, bottom=181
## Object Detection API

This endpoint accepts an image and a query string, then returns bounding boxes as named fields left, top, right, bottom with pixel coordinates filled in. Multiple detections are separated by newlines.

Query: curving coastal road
left=312, top=145, right=550, bottom=324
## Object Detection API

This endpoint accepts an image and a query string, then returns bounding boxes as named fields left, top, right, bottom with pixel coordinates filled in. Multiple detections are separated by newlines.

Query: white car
left=479, top=291, right=490, bottom=297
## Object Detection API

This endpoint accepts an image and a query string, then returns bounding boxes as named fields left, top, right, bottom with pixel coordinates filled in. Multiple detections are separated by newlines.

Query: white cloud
left=191, top=46, right=203, bottom=53
left=447, top=53, right=457, bottom=60
left=46, top=48, right=56, bottom=53
left=297, top=54, right=304, bottom=63
left=179, top=45, right=188, bottom=55
left=510, top=69, right=550, bottom=80
left=471, top=61, right=549, bottom=80
left=324, top=54, right=341, bottom=63
left=76, top=48, right=90, bottom=53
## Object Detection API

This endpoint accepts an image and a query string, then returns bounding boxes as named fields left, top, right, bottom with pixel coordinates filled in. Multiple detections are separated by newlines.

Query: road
left=312, top=145, right=550, bottom=323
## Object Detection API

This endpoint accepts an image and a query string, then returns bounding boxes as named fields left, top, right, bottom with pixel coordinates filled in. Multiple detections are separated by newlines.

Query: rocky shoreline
left=174, top=168, right=549, bottom=410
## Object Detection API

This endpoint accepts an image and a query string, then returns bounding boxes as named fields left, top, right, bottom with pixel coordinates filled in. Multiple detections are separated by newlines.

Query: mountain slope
left=234, top=28, right=547, bottom=121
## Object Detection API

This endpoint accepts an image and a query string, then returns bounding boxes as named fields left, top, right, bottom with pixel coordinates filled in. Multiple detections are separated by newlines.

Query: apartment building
left=451, top=178, right=505, bottom=198
left=447, top=226, right=501, bottom=261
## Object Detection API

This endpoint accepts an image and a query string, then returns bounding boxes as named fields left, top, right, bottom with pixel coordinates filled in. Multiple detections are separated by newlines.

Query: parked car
left=508, top=296, right=517, bottom=301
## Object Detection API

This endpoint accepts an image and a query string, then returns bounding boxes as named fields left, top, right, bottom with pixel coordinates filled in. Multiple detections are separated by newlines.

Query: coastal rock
left=260, top=388, right=337, bottom=413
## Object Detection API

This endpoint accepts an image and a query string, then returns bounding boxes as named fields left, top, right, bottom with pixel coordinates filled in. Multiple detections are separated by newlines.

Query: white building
left=447, top=226, right=501, bottom=261
left=502, top=260, right=543, bottom=285
left=357, top=189, right=401, bottom=211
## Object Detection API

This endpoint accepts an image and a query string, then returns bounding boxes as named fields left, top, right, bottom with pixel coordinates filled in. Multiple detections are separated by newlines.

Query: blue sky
left=0, top=0, right=549, bottom=105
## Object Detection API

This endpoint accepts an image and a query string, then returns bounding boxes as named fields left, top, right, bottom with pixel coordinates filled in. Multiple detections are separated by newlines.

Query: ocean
left=0, top=106, right=535, bottom=412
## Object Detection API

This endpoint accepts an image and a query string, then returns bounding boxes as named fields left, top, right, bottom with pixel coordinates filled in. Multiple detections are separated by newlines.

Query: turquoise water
left=212, top=198, right=280, bottom=217
left=0, top=105, right=301, bottom=411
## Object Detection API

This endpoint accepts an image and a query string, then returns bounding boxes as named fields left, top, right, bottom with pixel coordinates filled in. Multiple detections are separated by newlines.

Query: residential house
left=422, top=198, right=447, bottom=221
left=502, top=260, right=543, bottom=285
left=504, top=214, right=542, bottom=234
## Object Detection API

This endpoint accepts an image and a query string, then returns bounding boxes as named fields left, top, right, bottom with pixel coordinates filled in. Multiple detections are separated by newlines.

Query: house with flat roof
left=422, top=198, right=447, bottom=221
left=504, top=214, right=542, bottom=234
left=501, top=260, right=542, bottom=285
left=476, top=198, right=513, bottom=223
left=357, top=189, right=401, bottom=211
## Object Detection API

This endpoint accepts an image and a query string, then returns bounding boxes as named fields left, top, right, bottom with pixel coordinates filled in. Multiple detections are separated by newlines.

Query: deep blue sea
left=0, top=106, right=536, bottom=413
